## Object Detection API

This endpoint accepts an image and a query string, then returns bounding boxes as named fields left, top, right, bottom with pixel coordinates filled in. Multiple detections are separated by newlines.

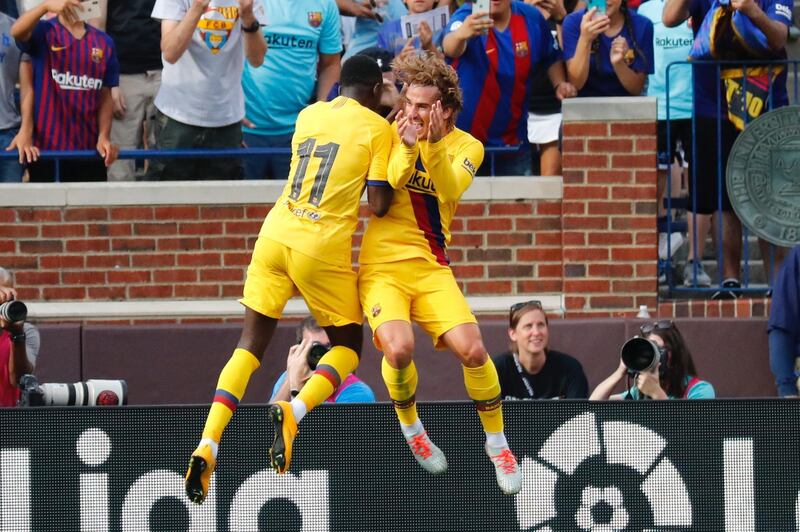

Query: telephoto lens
left=307, top=341, right=331, bottom=370
left=0, top=300, right=27, bottom=322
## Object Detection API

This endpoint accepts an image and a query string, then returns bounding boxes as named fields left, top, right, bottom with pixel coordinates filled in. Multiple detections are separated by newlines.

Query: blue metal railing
left=662, top=59, right=799, bottom=296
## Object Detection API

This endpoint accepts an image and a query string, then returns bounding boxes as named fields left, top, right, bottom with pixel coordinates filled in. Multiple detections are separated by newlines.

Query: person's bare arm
left=732, top=0, right=788, bottom=51
left=96, top=87, right=118, bottom=166
left=6, top=61, right=39, bottom=164
left=160, top=0, right=209, bottom=64
left=610, top=36, right=647, bottom=95
left=367, top=185, right=393, bottom=217
left=240, top=0, right=267, bottom=67
left=12, top=0, right=81, bottom=42
left=589, top=360, right=627, bottom=400
left=442, top=12, right=492, bottom=58
left=316, top=53, right=341, bottom=102
left=663, top=0, right=692, bottom=27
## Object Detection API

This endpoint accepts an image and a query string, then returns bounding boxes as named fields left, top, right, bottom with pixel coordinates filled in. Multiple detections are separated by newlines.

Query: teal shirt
left=243, top=0, right=342, bottom=135
left=625, top=376, right=716, bottom=399
left=343, top=0, right=407, bottom=60
left=639, top=0, right=694, bottom=120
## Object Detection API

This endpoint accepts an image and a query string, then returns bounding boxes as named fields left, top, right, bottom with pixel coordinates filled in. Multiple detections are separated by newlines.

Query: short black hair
left=340, top=55, right=383, bottom=89
left=356, top=47, right=394, bottom=73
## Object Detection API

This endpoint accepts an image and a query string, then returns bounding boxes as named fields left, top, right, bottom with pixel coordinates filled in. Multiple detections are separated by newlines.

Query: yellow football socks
left=382, top=357, right=420, bottom=426
left=202, top=348, right=261, bottom=443
left=463, top=359, right=504, bottom=433
left=296, top=345, right=359, bottom=410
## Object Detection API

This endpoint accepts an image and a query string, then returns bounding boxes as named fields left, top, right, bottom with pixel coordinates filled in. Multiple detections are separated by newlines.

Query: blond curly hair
left=392, top=53, right=463, bottom=116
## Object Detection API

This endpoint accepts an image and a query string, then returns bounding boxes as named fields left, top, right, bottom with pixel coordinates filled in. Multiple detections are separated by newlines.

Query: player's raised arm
left=387, top=110, right=420, bottom=190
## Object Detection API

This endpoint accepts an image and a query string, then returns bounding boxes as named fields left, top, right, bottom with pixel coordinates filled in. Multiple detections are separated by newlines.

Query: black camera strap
left=512, top=354, right=536, bottom=399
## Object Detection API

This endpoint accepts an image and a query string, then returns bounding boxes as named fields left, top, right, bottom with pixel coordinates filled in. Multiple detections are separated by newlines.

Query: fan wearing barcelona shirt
left=358, top=53, right=522, bottom=496
left=442, top=0, right=572, bottom=176
left=11, top=0, right=120, bottom=182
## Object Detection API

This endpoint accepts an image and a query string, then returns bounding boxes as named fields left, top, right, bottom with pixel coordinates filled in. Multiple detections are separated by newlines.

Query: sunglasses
left=639, top=319, right=674, bottom=336
left=509, top=300, right=543, bottom=319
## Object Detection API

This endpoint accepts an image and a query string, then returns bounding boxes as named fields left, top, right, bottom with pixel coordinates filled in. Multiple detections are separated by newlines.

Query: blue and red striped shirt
left=18, top=19, right=119, bottom=151
left=447, top=2, right=560, bottom=147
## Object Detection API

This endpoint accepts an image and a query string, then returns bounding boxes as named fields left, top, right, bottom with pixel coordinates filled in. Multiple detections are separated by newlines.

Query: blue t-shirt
left=446, top=1, right=561, bottom=147
left=344, top=0, right=408, bottom=60
left=687, top=0, right=792, bottom=118
left=562, top=8, right=655, bottom=97
left=625, top=376, right=716, bottom=399
left=769, top=246, right=800, bottom=345
left=376, top=17, right=444, bottom=56
left=638, top=0, right=694, bottom=120
left=242, top=0, right=342, bottom=136
left=270, top=371, right=377, bottom=403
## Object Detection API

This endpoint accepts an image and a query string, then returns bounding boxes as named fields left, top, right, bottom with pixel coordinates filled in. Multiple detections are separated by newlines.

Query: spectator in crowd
left=0, top=10, right=29, bottom=181
left=5, top=59, right=38, bottom=169
left=376, top=0, right=444, bottom=58
left=664, top=0, right=792, bottom=298
left=344, top=0, right=407, bottom=60
left=11, top=0, right=120, bottom=182
left=327, top=47, right=402, bottom=118
left=242, top=0, right=341, bottom=179
left=768, top=245, right=799, bottom=397
left=639, top=0, right=693, bottom=277
left=492, top=300, right=588, bottom=399
left=443, top=0, right=573, bottom=176
left=562, top=0, right=654, bottom=97
left=95, top=0, right=162, bottom=182
left=270, top=317, right=376, bottom=403
left=524, top=0, right=579, bottom=175
left=147, top=0, right=266, bottom=181
left=0, top=267, right=40, bottom=408
left=590, top=320, right=715, bottom=399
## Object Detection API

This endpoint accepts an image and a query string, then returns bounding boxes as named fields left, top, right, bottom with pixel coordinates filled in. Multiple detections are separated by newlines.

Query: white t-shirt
left=152, top=0, right=246, bottom=127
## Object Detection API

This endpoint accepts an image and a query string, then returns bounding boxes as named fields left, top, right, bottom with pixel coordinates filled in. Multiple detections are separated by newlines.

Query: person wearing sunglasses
left=590, top=320, right=715, bottom=400
left=492, top=300, right=588, bottom=399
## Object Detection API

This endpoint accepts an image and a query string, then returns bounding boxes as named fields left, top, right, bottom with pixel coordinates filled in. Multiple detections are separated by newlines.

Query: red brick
left=517, top=248, right=562, bottom=262
left=0, top=225, right=37, bottom=237
left=200, top=206, right=245, bottom=219
left=451, top=233, right=484, bottom=247
left=449, top=219, right=463, bottom=232
left=0, top=209, right=15, bottom=222
left=464, top=280, right=512, bottom=294
left=536, top=202, right=562, bottom=216
left=635, top=169, right=658, bottom=184
left=111, top=238, right=156, bottom=252
left=129, top=285, right=174, bottom=298
left=537, top=264, right=563, bottom=277
left=180, top=221, right=224, bottom=235
left=154, top=206, right=199, bottom=220
left=635, top=232, right=658, bottom=245
left=111, top=207, right=154, bottom=220
left=222, top=284, right=244, bottom=297
left=175, top=285, right=220, bottom=298
left=563, top=154, right=609, bottom=169
left=706, top=302, right=721, bottom=318
left=586, top=170, right=633, bottom=184
left=62, top=271, right=107, bottom=285
left=611, top=186, right=656, bottom=200
left=448, top=249, right=463, bottom=263
left=610, top=123, right=656, bottom=136
left=588, top=264, right=634, bottom=277
left=565, top=296, right=586, bottom=310
left=563, top=185, right=609, bottom=200
left=564, top=280, right=610, bottom=292
left=635, top=295, right=658, bottom=310
left=19, top=240, right=63, bottom=253
left=636, top=137, right=658, bottom=152
left=565, top=264, right=585, bottom=277
left=535, top=233, right=561, bottom=246
left=721, top=301, right=736, bottom=318
left=612, top=218, right=655, bottom=230
left=636, top=263, right=658, bottom=277
left=563, top=216, right=609, bottom=230
left=588, top=232, right=632, bottom=245
left=131, top=254, right=175, bottom=267
left=0, top=255, right=37, bottom=268
left=177, top=253, right=221, bottom=266
left=65, top=208, right=109, bottom=222
left=225, top=221, right=262, bottom=234
left=17, top=208, right=62, bottom=222
left=107, top=270, right=151, bottom=283
left=516, top=217, right=560, bottom=231
left=613, top=154, right=655, bottom=169
left=0, top=241, right=13, bottom=253
left=735, top=299, right=751, bottom=318
left=562, top=170, right=585, bottom=184
left=563, top=122, right=608, bottom=136
left=490, top=233, right=532, bottom=246
left=611, top=248, right=656, bottom=261
left=43, top=287, right=86, bottom=300
left=466, top=248, right=512, bottom=262
left=201, top=268, right=245, bottom=282
left=488, top=203, right=532, bottom=215
left=224, top=252, right=251, bottom=266
left=66, top=239, right=111, bottom=253
left=588, top=139, right=634, bottom=153
left=42, top=224, right=87, bottom=238
left=246, top=205, right=270, bottom=219
left=202, top=236, right=247, bottom=250
left=154, top=269, right=198, bottom=283
left=14, top=287, right=41, bottom=299
left=517, top=280, right=563, bottom=292
left=88, top=223, right=133, bottom=237
left=88, top=286, right=127, bottom=300
left=563, top=248, right=609, bottom=261
left=40, top=255, right=84, bottom=269
left=451, top=264, right=485, bottom=278
left=467, top=218, right=512, bottom=231
left=563, top=202, right=586, bottom=215
left=561, top=138, right=585, bottom=154
left=16, top=271, right=60, bottom=285
left=489, top=264, right=533, bottom=277
left=612, top=280, right=655, bottom=292
left=157, top=237, right=202, bottom=251
left=86, top=255, right=131, bottom=268
left=590, top=295, right=634, bottom=309
left=563, top=232, right=585, bottom=246
left=456, top=203, right=486, bottom=216
left=135, top=222, right=178, bottom=236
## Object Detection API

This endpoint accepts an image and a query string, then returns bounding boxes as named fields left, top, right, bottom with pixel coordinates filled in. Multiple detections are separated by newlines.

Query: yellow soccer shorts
left=358, top=257, right=477, bottom=350
left=240, top=236, right=362, bottom=327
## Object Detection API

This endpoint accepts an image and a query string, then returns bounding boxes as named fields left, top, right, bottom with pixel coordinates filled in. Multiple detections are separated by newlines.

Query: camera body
left=307, top=341, right=330, bottom=370
left=620, top=337, right=668, bottom=377
left=0, top=300, right=27, bottom=322
left=18, top=374, right=128, bottom=407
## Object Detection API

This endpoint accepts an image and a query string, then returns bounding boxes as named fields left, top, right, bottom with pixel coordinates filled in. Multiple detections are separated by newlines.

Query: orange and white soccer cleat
left=406, top=431, right=448, bottom=475
left=486, top=444, right=522, bottom=495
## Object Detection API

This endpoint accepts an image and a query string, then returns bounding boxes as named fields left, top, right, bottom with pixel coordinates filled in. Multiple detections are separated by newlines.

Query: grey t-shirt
left=22, top=322, right=39, bottom=366
left=0, top=13, right=21, bottom=130
left=151, top=0, right=246, bottom=127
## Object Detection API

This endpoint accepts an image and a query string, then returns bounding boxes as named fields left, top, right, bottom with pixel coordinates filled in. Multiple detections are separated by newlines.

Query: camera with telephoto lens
left=0, top=300, right=27, bottom=322
left=307, top=341, right=331, bottom=370
left=620, top=337, right=668, bottom=378
left=17, top=374, right=128, bottom=407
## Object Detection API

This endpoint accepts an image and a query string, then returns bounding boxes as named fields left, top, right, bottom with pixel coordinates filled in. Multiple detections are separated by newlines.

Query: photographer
left=0, top=267, right=39, bottom=407
left=270, top=317, right=375, bottom=403
left=590, top=320, right=714, bottom=400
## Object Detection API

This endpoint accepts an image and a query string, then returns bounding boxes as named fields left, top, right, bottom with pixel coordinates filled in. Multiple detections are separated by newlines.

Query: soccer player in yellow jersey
left=358, top=54, right=522, bottom=495
left=184, top=56, right=394, bottom=504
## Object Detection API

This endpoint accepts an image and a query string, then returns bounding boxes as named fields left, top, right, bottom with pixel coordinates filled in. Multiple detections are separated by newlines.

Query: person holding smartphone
left=562, top=0, right=654, bottom=96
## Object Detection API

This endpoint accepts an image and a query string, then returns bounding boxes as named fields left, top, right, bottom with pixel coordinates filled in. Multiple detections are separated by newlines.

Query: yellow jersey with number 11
left=261, top=96, right=393, bottom=268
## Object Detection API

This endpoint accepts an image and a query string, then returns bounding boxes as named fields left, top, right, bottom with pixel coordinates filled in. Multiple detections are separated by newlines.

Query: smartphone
left=76, top=0, right=101, bottom=22
left=587, top=0, right=607, bottom=15
left=472, top=0, right=490, bottom=16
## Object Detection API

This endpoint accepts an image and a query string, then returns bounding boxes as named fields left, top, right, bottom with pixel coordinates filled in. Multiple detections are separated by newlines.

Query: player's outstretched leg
left=268, top=400, right=298, bottom=474
left=185, top=442, right=216, bottom=504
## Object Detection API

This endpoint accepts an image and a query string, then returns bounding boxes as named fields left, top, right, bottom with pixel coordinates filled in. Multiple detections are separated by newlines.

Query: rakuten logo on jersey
left=50, top=69, right=103, bottom=91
